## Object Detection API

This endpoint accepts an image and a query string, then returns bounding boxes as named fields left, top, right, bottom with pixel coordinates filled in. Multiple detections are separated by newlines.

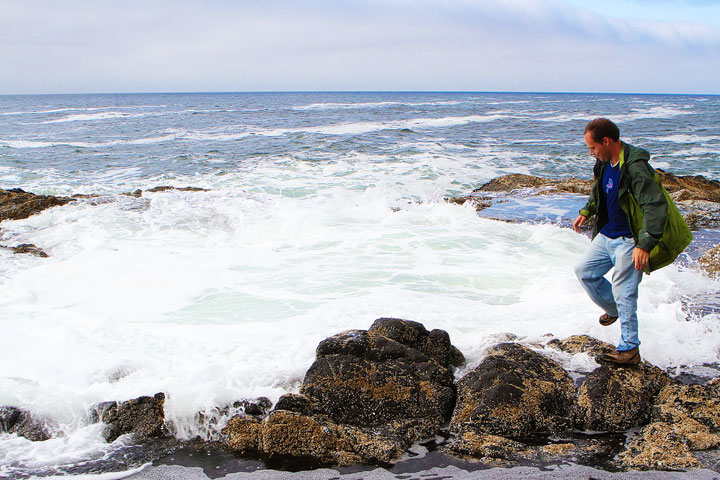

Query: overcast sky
left=2, top=0, right=719, bottom=95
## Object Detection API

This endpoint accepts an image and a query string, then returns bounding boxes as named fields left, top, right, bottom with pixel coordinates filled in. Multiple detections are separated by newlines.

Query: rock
left=0, top=188, right=74, bottom=222
left=450, top=343, right=576, bottom=439
left=682, top=202, right=720, bottom=230
left=698, top=244, right=720, bottom=278
left=274, top=393, right=313, bottom=415
left=145, top=186, right=210, bottom=193
left=475, top=174, right=593, bottom=196
left=92, top=393, right=167, bottom=443
left=299, top=320, right=458, bottom=446
left=444, top=431, right=526, bottom=460
left=446, top=195, right=492, bottom=211
left=11, top=243, right=49, bottom=257
left=368, top=317, right=465, bottom=368
left=655, top=170, right=720, bottom=203
left=547, top=334, right=615, bottom=358
left=0, top=406, right=51, bottom=441
left=652, top=382, right=720, bottom=431
left=223, top=410, right=405, bottom=466
left=618, top=422, right=701, bottom=471
left=574, top=364, right=670, bottom=432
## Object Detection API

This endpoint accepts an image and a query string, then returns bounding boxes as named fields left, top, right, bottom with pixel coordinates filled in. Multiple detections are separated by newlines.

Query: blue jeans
left=574, top=233, right=644, bottom=351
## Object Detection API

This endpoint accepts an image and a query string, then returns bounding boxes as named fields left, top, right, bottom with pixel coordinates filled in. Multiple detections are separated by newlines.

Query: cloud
left=0, top=0, right=718, bottom=94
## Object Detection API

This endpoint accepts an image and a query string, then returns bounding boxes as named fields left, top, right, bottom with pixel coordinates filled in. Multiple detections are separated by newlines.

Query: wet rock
left=92, top=392, right=168, bottom=442
left=0, top=406, right=51, bottom=441
left=682, top=202, right=720, bottom=230
left=443, top=431, right=526, bottom=460
left=0, top=188, right=74, bottom=222
left=698, top=244, right=720, bottom=278
left=475, top=174, right=592, bottom=196
left=655, top=170, right=720, bottom=203
left=547, top=334, right=615, bottom=358
left=223, top=410, right=405, bottom=465
left=450, top=343, right=576, bottom=439
left=145, top=186, right=210, bottom=193
left=274, top=393, right=313, bottom=415
left=618, top=422, right=701, bottom=471
left=446, top=195, right=492, bottom=211
left=574, top=364, right=670, bottom=432
left=300, top=319, right=458, bottom=445
left=652, top=382, right=720, bottom=432
left=368, top=317, right=465, bottom=368
left=11, top=243, right=49, bottom=257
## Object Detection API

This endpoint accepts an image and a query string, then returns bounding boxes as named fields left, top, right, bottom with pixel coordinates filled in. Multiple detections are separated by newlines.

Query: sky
left=1, top=0, right=719, bottom=95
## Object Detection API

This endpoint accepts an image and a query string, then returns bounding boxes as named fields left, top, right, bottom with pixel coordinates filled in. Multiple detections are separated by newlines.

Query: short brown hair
left=584, top=118, right=620, bottom=143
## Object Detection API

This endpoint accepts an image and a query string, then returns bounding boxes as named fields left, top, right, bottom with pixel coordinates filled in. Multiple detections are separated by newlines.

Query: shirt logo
left=605, top=177, right=614, bottom=194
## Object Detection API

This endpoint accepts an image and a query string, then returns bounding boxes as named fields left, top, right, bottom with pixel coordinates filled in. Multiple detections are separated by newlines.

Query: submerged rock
left=0, top=188, right=75, bottom=222
left=574, top=364, right=670, bottom=432
left=450, top=343, right=576, bottom=439
left=10, top=243, right=49, bottom=257
left=0, top=406, right=51, bottom=441
left=91, top=392, right=168, bottom=443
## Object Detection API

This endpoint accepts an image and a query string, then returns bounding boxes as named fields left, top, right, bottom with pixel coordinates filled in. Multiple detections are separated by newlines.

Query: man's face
left=584, top=132, right=612, bottom=162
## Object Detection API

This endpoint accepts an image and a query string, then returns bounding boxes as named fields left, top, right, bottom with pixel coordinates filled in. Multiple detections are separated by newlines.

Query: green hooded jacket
left=579, top=142, right=692, bottom=273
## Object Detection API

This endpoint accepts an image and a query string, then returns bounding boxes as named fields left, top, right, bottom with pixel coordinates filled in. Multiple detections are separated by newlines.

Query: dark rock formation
left=274, top=393, right=313, bottom=415
left=444, top=431, right=527, bottom=460
left=574, top=364, right=670, bottom=432
left=0, top=188, right=74, bottom=222
left=547, top=334, right=616, bottom=359
left=450, top=343, right=576, bottom=440
left=91, top=393, right=167, bottom=443
left=699, top=244, right=720, bottom=278
left=300, top=321, right=457, bottom=444
left=367, top=317, right=465, bottom=369
left=0, top=406, right=51, bottom=441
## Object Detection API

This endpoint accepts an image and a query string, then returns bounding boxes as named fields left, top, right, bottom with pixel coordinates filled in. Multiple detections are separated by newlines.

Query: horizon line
left=1, top=89, right=719, bottom=97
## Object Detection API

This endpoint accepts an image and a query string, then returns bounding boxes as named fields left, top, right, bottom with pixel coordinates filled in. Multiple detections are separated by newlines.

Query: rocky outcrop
left=0, top=406, right=51, bottom=441
left=299, top=319, right=458, bottom=442
left=0, top=188, right=74, bottom=222
left=91, top=392, right=167, bottom=443
left=651, top=381, right=720, bottom=445
left=574, top=364, right=670, bottom=432
left=450, top=343, right=576, bottom=440
left=656, top=170, right=720, bottom=203
left=699, top=244, right=720, bottom=278
left=223, top=318, right=461, bottom=465
left=475, top=174, right=593, bottom=196
left=9, top=243, right=49, bottom=257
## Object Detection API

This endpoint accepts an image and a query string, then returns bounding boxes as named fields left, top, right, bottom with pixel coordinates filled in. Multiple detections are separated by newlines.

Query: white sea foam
left=656, top=134, right=720, bottom=143
left=1, top=105, right=168, bottom=116
left=290, top=100, right=464, bottom=110
left=32, top=111, right=162, bottom=124
left=538, top=106, right=696, bottom=123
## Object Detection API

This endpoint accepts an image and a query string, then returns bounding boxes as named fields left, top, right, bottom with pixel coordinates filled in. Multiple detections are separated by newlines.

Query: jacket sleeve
left=579, top=197, right=596, bottom=218
left=629, top=162, right=668, bottom=252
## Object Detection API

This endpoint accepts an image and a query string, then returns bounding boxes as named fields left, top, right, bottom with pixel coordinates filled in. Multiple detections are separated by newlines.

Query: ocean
left=1, top=92, right=719, bottom=478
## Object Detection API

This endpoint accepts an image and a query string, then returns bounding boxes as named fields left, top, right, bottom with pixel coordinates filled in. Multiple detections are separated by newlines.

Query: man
left=573, top=118, right=692, bottom=366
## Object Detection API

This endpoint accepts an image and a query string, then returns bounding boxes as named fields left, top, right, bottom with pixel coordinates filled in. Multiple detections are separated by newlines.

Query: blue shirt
left=600, top=160, right=632, bottom=239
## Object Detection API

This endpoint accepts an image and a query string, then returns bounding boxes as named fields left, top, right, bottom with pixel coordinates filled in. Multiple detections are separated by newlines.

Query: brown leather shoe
left=599, top=313, right=618, bottom=326
left=597, top=347, right=641, bottom=366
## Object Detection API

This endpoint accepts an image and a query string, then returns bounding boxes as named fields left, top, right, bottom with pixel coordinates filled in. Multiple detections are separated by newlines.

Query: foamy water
left=0, top=92, right=718, bottom=477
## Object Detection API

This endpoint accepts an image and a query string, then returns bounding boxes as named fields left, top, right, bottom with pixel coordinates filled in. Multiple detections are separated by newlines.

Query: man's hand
left=633, top=247, right=650, bottom=271
left=573, top=214, right=586, bottom=233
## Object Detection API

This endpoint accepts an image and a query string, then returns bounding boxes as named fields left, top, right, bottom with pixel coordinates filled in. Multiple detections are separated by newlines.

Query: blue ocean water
left=0, top=92, right=719, bottom=478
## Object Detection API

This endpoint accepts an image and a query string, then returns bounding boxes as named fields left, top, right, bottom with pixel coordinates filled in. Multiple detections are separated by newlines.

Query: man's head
left=584, top=118, right=621, bottom=163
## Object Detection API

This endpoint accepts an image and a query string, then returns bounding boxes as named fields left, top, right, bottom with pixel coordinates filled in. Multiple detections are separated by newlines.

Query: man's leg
left=574, top=234, right=617, bottom=316
left=609, top=236, right=644, bottom=351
